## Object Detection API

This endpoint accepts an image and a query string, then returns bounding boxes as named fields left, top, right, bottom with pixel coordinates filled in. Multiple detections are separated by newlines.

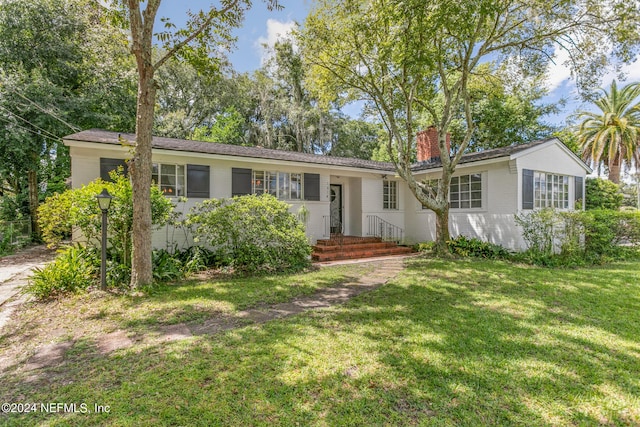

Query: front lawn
left=1, top=257, right=639, bottom=426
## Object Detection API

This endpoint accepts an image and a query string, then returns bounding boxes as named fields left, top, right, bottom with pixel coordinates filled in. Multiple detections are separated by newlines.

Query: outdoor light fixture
left=96, top=188, right=112, bottom=290
left=96, top=188, right=113, bottom=211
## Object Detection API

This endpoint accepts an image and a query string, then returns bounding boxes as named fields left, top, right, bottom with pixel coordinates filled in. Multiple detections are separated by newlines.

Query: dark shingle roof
left=410, top=138, right=555, bottom=171
left=63, top=129, right=397, bottom=172
left=64, top=129, right=569, bottom=173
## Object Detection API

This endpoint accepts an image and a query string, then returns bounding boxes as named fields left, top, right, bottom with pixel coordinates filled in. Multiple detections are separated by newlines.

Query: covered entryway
left=315, top=176, right=411, bottom=261
left=329, top=184, right=343, bottom=234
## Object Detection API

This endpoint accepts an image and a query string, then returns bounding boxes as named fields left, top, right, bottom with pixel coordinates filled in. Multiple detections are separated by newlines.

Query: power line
left=0, top=115, right=60, bottom=143
left=6, top=86, right=81, bottom=132
left=12, top=88, right=81, bottom=132
left=0, top=105, right=61, bottom=140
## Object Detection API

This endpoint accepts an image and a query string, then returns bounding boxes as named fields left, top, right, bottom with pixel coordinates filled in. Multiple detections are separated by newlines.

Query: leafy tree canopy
left=0, top=0, right=136, bottom=227
left=301, top=0, right=640, bottom=253
left=585, top=177, right=624, bottom=210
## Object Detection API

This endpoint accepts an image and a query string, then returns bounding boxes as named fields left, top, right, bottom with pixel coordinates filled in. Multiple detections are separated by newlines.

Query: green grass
left=1, top=258, right=639, bottom=426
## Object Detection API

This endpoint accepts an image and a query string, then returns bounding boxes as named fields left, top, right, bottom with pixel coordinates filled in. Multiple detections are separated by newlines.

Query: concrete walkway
left=0, top=245, right=56, bottom=330
left=22, top=255, right=411, bottom=371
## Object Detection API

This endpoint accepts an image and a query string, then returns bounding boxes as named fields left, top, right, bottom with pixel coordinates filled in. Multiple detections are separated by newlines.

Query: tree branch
left=154, top=0, right=240, bottom=70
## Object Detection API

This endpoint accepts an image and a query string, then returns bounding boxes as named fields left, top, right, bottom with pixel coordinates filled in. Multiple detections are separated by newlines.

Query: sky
left=157, top=1, right=640, bottom=127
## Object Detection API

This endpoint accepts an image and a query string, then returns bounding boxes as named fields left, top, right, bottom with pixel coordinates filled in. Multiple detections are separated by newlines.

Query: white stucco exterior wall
left=66, top=136, right=590, bottom=252
left=402, top=140, right=590, bottom=250
left=405, top=159, right=523, bottom=248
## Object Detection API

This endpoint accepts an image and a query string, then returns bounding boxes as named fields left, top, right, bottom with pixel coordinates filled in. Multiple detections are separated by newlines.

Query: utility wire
left=0, top=115, right=60, bottom=143
left=6, top=87, right=81, bottom=132
left=0, top=106, right=62, bottom=141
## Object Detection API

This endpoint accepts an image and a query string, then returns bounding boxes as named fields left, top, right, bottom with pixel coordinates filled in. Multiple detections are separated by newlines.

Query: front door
left=330, top=184, right=343, bottom=234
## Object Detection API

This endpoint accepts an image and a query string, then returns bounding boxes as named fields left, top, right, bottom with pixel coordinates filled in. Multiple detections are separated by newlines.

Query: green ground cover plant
left=1, top=257, right=638, bottom=426
left=24, top=245, right=98, bottom=300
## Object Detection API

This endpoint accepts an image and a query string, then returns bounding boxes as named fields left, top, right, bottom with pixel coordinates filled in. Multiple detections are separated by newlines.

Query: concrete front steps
left=312, top=235, right=413, bottom=262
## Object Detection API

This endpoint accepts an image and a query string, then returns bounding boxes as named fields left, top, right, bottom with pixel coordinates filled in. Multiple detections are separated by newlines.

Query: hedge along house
left=63, top=129, right=591, bottom=258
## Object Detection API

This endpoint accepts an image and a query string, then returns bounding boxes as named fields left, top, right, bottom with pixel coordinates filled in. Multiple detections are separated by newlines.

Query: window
left=383, top=180, right=398, bottom=209
left=100, top=158, right=128, bottom=181
left=450, top=173, right=482, bottom=209
left=186, top=165, right=210, bottom=198
left=252, top=170, right=302, bottom=200
left=534, top=172, right=568, bottom=209
left=152, top=163, right=185, bottom=196
left=252, top=170, right=271, bottom=195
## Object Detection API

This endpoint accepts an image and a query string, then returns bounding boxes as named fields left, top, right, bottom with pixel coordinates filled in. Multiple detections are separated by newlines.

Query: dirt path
left=0, top=245, right=57, bottom=330
left=22, top=255, right=410, bottom=371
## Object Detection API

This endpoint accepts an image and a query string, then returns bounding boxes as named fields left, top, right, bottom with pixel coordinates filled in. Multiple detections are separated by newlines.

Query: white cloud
left=544, top=48, right=573, bottom=91
left=255, top=19, right=297, bottom=66
left=601, top=59, right=640, bottom=86
left=546, top=46, right=640, bottom=95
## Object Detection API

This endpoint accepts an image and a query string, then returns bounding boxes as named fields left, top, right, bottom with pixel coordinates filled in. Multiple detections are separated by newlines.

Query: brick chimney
left=416, top=126, right=450, bottom=162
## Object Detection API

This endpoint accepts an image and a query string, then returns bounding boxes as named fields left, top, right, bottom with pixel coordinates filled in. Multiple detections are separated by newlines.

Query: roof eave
left=63, top=137, right=398, bottom=174
left=509, top=137, right=592, bottom=173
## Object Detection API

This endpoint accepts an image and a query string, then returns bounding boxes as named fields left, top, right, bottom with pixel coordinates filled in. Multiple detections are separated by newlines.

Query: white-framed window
left=152, top=163, right=185, bottom=196
left=450, top=173, right=482, bottom=209
left=252, top=170, right=302, bottom=200
left=253, top=170, right=275, bottom=196
left=383, top=180, right=398, bottom=209
left=534, top=172, right=569, bottom=209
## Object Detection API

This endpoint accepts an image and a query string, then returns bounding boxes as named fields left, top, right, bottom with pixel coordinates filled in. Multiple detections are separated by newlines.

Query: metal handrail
left=366, top=215, right=404, bottom=243
left=322, top=215, right=330, bottom=237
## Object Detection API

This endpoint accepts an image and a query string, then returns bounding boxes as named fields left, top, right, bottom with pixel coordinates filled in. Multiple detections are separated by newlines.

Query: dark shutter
left=574, top=176, right=584, bottom=209
left=186, top=164, right=210, bottom=198
left=231, top=168, right=252, bottom=196
left=303, top=173, right=320, bottom=201
left=100, top=158, right=128, bottom=181
left=522, top=169, right=534, bottom=210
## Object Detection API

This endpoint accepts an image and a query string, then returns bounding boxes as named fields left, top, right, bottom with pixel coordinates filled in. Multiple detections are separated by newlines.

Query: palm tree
left=575, top=80, right=640, bottom=184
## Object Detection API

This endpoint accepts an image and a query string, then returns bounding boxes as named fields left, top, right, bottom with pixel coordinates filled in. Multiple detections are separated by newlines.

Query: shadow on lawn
left=1, top=257, right=639, bottom=425
left=114, top=272, right=364, bottom=329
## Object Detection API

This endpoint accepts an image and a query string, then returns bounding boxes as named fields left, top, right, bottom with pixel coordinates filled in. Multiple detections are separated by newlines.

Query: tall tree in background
left=302, top=0, right=640, bottom=253
left=575, top=80, right=640, bottom=184
left=0, top=0, right=136, bottom=233
left=448, top=64, right=558, bottom=152
left=154, top=58, right=254, bottom=143
left=122, top=0, right=280, bottom=287
left=153, top=41, right=383, bottom=158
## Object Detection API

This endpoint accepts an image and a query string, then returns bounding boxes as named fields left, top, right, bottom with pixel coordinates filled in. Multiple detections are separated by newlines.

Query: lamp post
left=96, top=188, right=112, bottom=290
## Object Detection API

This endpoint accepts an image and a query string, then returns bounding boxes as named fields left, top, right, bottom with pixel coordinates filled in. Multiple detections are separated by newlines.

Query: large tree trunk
left=130, top=72, right=156, bottom=287
left=27, top=167, right=40, bottom=239
left=608, top=155, right=621, bottom=184
left=434, top=208, right=451, bottom=255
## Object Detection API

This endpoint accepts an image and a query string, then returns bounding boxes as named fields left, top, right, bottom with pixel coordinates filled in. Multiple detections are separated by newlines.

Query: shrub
left=585, top=178, right=623, bottom=210
left=25, top=245, right=98, bottom=300
left=515, top=208, right=640, bottom=266
left=446, top=236, right=510, bottom=259
left=582, top=209, right=640, bottom=259
left=414, top=241, right=436, bottom=253
left=37, top=170, right=174, bottom=288
left=0, top=225, right=13, bottom=256
left=175, top=246, right=219, bottom=274
left=38, top=169, right=172, bottom=253
left=187, top=194, right=311, bottom=273
left=515, top=208, right=559, bottom=255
